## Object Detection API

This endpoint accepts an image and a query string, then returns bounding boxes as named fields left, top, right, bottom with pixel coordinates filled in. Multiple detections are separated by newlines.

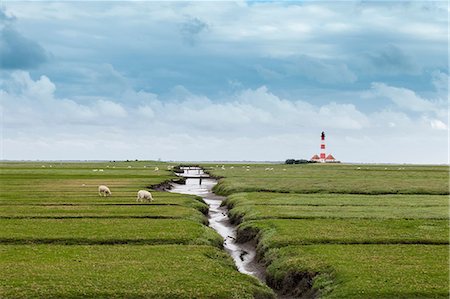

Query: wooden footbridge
left=177, top=167, right=210, bottom=179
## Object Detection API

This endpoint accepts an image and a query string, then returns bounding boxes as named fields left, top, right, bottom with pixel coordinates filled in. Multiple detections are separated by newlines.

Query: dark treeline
left=285, top=159, right=317, bottom=164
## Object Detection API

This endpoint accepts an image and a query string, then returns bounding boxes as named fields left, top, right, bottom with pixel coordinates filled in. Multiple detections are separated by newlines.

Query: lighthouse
left=320, top=131, right=326, bottom=162
left=311, top=131, right=338, bottom=163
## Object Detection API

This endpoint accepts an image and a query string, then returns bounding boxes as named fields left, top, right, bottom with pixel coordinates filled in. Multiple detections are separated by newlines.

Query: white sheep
left=154, top=167, right=159, bottom=171
left=137, top=190, right=153, bottom=202
left=98, top=185, right=111, bottom=197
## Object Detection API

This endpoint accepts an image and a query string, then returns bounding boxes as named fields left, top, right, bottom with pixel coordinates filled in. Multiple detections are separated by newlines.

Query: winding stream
left=168, top=167, right=266, bottom=281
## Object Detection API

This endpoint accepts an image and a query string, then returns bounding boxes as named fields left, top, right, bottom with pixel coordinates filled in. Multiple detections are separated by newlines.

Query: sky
left=0, top=1, right=448, bottom=163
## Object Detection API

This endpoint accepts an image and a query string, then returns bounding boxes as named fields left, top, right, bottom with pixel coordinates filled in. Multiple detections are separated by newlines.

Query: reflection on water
left=169, top=167, right=265, bottom=281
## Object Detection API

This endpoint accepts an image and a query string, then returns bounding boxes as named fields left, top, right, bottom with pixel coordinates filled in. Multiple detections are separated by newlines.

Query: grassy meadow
left=206, top=163, right=449, bottom=298
left=0, top=161, right=274, bottom=298
left=211, top=164, right=448, bottom=195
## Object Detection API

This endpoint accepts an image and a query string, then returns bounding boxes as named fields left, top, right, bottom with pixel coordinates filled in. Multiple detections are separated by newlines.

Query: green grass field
left=0, top=245, right=274, bottom=299
left=2, top=161, right=448, bottom=298
left=0, top=218, right=221, bottom=246
left=0, top=204, right=203, bottom=218
left=265, top=244, right=449, bottom=298
left=0, top=161, right=274, bottom=298
left=210, top=164, right=449, bottom=195
left=206, top=163, right=449, bottom=298
left=237, top=219, right=448, bottom=247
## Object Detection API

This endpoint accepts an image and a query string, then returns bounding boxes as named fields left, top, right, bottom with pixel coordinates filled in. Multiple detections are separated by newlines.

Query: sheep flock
left=98, top=185, right=153, bottom=203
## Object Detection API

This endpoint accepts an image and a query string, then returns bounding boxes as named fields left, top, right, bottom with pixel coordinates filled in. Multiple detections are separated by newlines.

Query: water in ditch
left=168, top=167, right=266, bottom=281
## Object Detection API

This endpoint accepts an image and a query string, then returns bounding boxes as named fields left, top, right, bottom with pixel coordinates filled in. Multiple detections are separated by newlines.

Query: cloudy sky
left=0, top=1, right=448, bottom=163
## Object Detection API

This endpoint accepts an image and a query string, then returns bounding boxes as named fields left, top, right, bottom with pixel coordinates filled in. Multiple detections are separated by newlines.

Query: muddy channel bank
left=168, top=167, right=267, bottom=281
left=153, top=166, right=314, bottom=299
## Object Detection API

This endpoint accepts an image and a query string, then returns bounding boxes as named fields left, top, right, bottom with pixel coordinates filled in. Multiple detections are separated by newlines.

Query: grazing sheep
left=98, top=185, right=111, bottom=197
left=154, top=167, right=159, bottom=171
left=137, top=190, right=153, bottom=202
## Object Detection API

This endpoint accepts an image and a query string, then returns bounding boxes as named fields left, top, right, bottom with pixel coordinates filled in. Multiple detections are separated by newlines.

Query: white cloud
left=0, top=71, right=128, bottom=126
left=6, top=1, right=446, bottom=60
left=429, top=119, right=448, bottom=131
left=94, top=100, right=128, bottom=118
left=1, top=71, right=448, bottom=164
left=369, top=82, right=443, bottom=114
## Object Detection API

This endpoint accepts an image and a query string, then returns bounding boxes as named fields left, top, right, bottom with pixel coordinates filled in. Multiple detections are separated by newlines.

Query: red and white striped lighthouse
left=310, top=131, right=338, bottom=163
left=320, top=131, right=326, bottom=162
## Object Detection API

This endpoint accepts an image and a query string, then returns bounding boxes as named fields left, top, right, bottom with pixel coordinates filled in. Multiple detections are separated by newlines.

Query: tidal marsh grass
left=237, top=219, right=449, bottom=247
left=0, top=218, right=222, bottom=246
left=0, top=161, right=275, bottom=298
left=265, top=244, right=449, bottom=298
left=0, top=245, right=274, bottom=299
left=226, top=192, right=448, bottom=207
left=205, top=163, right=450, bottom=298
left=209, top=164, right=449, bottom=195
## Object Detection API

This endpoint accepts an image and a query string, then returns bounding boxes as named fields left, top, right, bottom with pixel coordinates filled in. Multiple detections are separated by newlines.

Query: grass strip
left=0, top=204, right=205, bottom=220
left=226, top=192, right=448, bottom=207
left=228, top=204, right=448, bottom=222
left=236, top=219, right=449, bottom=248
left=0, top=244, right=275, bottom=298
left=207, top=164, right=449, bottom=195
left=0, top=218, right=222, bottom=247
left=264, top=244, right=449, bottom=298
